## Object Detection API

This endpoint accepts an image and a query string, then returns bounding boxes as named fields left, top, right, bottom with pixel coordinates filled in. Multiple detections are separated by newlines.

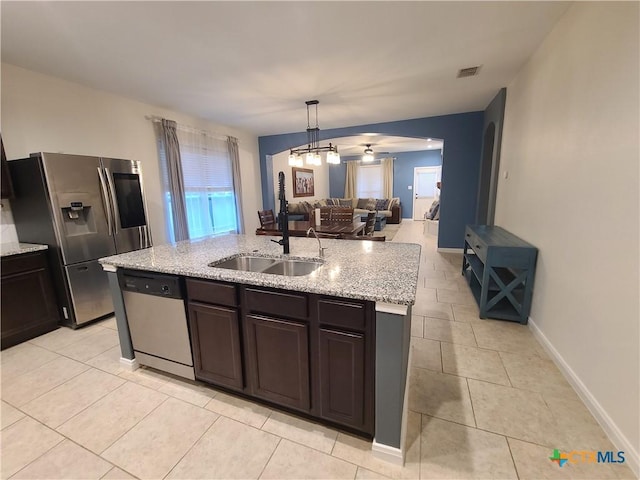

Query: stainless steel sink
left=209, top=255, right=322, bottom=276
left=209, top=255, right=277, bottom=272
left=261, top=259, right=323, bottom=277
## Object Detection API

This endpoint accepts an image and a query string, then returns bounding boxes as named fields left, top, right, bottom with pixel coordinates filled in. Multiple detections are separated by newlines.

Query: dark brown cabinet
left=318, top=328, right=365, bottom=428
left=244, top=314, right=310, bottom=411
left=1, top=251, right=59, bottom=349
left=186, top=279, right=244, bottom=391
left=316, top=297, right=374, bottom=435
left=185, top=278, right=375, bottom=436
left=188, top=302, right=243, bottom=390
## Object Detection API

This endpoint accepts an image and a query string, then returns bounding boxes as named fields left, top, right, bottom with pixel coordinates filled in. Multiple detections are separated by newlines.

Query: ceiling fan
left=361, top=144, right=391, bottom=162
left=362, top=144, right=374, bottom=162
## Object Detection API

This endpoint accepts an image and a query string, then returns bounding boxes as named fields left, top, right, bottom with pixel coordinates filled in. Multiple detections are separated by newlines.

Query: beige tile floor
left=1, top=221, right=636, bottom=479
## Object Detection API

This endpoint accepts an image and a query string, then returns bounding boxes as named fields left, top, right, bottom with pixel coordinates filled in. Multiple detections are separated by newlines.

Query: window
left=356, top=164, right=383, bottom=198
left=160, top=127, right=238, bottom=241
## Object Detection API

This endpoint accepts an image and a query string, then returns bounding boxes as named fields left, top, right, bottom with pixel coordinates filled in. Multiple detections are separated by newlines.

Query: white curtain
left=382, top=157, right=394, bottom=199
left=344, top=161, right=358, bottom=198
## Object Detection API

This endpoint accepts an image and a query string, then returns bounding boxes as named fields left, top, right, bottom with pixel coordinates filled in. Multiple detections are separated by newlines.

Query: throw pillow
left=375, top=198, right=389, bottom=211
left=426, top=200, right=440, bottom=220
left=356, top=198, right=370, bottom=209
left=339, top=198, right=353, bottom=207
left=288, top=202, right=301, bottom=214
left=365, top=198, right=377, bottom=211
left=301, top=201, right=314, bottom=213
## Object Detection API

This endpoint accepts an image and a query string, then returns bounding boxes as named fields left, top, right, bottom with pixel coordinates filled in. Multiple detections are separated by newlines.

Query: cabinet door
left=318, top=328, right=366, bottom=430
left=1, top=255, right=59, bottom=349
left=244, top=314, right=310, bottom=411
left=188, top=302, right=243, bottom=390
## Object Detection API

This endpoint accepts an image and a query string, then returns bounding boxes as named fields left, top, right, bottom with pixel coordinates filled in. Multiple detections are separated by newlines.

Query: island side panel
left=373, top=304, right=411, bottom=464
left=104, top=267, right=136, bottom=368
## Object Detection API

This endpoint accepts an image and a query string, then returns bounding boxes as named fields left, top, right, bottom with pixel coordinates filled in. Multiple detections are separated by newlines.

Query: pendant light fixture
left=288, top=100, right=340, bottom=166
left=362, top=144, right=374, bottom=162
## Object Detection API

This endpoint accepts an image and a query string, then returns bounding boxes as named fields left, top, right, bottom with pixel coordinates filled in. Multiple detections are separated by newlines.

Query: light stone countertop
left=99, top=234, right=421, bottom=305
left=0, top=242, right=49, bottom=257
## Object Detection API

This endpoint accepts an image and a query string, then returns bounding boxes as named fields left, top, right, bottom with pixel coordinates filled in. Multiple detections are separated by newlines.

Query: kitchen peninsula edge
left=99, top=234, right=420, bottom=465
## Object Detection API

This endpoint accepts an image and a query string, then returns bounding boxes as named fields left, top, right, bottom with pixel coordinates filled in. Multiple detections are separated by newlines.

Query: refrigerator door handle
left=97, top=167, right=114, bottom=236
left=104, top=168, right=120, bottom=234
left=142, top=226, right=148, bottom=248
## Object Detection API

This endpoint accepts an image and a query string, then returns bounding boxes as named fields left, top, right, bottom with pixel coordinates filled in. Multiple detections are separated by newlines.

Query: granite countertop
left=0, top=242, right=49, bottom=257
left=99, top=234, right=421, bottom=305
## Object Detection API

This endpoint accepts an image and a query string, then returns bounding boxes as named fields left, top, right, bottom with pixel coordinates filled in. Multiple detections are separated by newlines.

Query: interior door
left=413, top=166, right=441, bottom=220
left=101, top=158, right=151, bottom=253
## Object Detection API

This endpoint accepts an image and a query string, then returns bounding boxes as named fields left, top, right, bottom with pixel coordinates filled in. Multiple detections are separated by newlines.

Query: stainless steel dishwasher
left=121, top=270, right=194, bottom=380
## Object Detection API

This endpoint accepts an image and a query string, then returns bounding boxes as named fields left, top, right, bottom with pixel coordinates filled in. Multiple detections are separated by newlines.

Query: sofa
left=288, top=197, right=402, bottom=224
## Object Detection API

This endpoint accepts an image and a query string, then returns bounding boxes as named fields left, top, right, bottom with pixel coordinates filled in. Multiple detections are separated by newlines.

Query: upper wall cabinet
left=1, top=135, right=15, bottom=199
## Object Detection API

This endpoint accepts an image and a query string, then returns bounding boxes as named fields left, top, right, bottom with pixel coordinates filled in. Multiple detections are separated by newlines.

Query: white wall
left=0, top=63, right=262, bottom=245
left=271, top=150, right=330, bottom=207
left=496, top=2, right=639, bottom=471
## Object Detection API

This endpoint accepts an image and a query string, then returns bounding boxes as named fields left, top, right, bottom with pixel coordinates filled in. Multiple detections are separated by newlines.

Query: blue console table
left=462, top=225, right=538, bottom=324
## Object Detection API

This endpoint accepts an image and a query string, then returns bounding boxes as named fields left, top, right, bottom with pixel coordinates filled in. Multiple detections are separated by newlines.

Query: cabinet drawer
left=465, top=233, right=487, bottom=263
left=186, top=279, right=237, bottom=307
left=245, top=287, right=308, bottom=320
left=1, top=251, right=48, bottom=277
left=318, top=298, right=367, bottom=331
left=488, top=248, right=533, bottom=269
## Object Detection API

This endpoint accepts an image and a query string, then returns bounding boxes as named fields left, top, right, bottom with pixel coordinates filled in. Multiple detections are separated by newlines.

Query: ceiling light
left=289, top=100, right=340, bottom=166
left=362, top=144, right=374, bottom=162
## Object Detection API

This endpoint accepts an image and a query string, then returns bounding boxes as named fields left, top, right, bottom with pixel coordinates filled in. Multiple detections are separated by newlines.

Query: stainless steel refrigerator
left=9, top=153, right=152, bottom=327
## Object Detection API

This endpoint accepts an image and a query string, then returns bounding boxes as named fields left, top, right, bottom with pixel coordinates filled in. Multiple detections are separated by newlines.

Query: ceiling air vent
left=457, top=66, right=481, bottom=78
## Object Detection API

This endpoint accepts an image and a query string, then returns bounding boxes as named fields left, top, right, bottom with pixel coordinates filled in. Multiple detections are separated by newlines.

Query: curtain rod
left=145, top=115, right=232, bottom=142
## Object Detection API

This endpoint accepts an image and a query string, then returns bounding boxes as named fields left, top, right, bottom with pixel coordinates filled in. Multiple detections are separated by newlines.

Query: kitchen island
left=100, top=234, right=420, bottom=465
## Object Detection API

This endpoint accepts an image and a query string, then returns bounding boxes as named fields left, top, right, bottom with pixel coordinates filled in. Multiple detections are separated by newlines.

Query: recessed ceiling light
left=362, top=133, right=379, bottom=137
left=427, top=138, right=432, bottom=141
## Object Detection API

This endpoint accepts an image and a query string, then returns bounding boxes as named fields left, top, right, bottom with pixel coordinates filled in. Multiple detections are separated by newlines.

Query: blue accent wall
left=392, top=150, right=442, bottom=219
left=329, top=163, right=346, bottom=198
left=477, top=88, right=507, bottom=224
left=258, top=112, right=484, bottom=248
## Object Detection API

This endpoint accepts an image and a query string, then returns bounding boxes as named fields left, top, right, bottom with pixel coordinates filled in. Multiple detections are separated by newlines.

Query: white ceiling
left=1, top=1, right=570, bottom=137
left=317, top=135, right=443, bottom=158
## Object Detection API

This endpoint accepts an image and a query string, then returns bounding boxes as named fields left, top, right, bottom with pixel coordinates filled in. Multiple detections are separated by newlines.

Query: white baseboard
left=371, top=441, right=404, bottom=466
left=528, top=317, right=639, bottom=478
left=437, top=247, right=464, bottom=254
left=120, top=357, right=139, bottom=371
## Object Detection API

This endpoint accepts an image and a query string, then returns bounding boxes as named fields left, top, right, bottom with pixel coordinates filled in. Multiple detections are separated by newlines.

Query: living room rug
left=374, top=223, right=400, bottom=241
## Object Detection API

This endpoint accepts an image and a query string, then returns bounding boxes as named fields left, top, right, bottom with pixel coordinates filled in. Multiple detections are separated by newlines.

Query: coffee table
left=360, top=214, right=386, bottom=231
